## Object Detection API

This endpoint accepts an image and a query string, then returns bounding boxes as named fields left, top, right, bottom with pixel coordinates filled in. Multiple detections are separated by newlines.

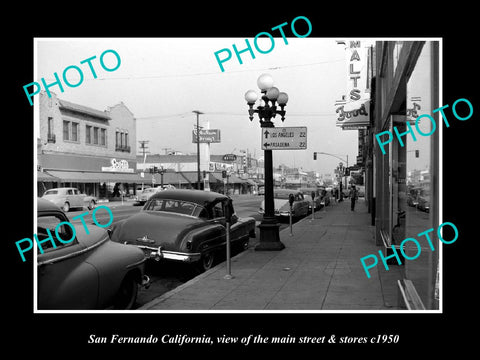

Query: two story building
left=37, top=91, right=142, bottom=199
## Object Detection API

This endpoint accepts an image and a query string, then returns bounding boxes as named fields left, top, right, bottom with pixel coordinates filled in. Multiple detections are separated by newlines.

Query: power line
left=45, top=58, right=345, bottom=83
left=137, top=111, right=336, bottom=120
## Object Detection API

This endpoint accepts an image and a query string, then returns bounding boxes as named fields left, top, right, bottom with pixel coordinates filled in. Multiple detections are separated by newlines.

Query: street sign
left=192, top=129, right=221, bottom=143
left=261, top=126, right=307, bottom=150
left=222, top=154, right=237, bottom=161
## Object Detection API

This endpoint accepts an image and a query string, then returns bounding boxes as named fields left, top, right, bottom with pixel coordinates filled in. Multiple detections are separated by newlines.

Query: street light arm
left=317, top=152, right=348, bottom=164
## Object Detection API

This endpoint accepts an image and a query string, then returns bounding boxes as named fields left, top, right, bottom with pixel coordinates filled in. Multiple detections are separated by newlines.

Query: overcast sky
left=36, top=37, right=362, bottom=174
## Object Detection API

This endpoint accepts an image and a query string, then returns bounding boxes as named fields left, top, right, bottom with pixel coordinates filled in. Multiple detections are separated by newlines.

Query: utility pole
left=138, top=140, right=150, bottom=159
left=192, top=110, right=203, bottom=190
left=138, top=140, right=150, bottom=191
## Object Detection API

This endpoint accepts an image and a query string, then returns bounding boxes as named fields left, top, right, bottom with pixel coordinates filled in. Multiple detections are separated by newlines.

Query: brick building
left=37, top=91, right=142, bottom=199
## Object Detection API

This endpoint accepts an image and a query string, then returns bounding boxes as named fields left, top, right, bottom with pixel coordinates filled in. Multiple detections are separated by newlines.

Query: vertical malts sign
left=335, top=40, right=371, bottom=130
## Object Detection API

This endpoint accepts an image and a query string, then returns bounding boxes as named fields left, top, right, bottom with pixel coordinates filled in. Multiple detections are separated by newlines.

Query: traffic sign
left=261, top=126, right=307, bottom=150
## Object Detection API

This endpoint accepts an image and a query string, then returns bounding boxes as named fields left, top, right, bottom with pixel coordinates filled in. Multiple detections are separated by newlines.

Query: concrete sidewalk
left=140, top=198, right=403, bottom=311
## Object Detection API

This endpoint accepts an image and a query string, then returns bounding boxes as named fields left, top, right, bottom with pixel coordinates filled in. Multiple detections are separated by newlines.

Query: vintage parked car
left=36, top=198, right=149, bottom=310
left=109, top=189, right=256, bottom=272
left=299, top=187, right=323, bottom=212
left=259, top=189, right=310, bottom=219
left=417, top=193, right=430, bottom=213
left=42, top=187, right=97, bottom=212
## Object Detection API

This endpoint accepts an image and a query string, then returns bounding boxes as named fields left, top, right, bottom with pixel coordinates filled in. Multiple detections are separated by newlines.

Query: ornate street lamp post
left=245, top=74, right=288, bottom=250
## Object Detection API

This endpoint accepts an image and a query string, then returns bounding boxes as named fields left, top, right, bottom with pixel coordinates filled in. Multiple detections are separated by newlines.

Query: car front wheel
left=113, top=273, right=138, bottom=309
left=62, top=202, right=70, bottom=212
left=88, top=200, right=95, bottom=210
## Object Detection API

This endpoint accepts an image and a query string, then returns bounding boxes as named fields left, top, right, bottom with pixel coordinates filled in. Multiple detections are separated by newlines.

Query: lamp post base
left=255, top=218, right=285, bottom=251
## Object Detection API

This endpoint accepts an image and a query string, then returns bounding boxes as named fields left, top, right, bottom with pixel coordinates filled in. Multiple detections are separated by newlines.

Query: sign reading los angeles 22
left=261, top=127, right=307, bottom=150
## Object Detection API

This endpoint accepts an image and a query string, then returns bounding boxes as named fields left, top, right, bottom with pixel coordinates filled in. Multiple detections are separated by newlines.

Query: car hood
left=42, top=194, right=63, bottom=202
left=261, top=199, right=290, bottom=211
left=110, top=211, right=204, bottom=250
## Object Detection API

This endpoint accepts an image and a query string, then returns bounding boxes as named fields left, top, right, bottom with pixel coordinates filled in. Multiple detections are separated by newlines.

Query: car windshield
left=144, top=198, right=205, bottom=217
left=44, top=190, right=58, bottom=195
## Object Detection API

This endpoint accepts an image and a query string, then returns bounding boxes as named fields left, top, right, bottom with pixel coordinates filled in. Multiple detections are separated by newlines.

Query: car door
left=37, top=211, right=99, bottom=309
left=65, top=188, right=77, bottom=208
left=296, top=193, right=308, bottom=216
left=73, top=188, right=84, bottom=207
left=203, top=200, right=227, bottom=252
left=225, top=199, right=244, bottom=244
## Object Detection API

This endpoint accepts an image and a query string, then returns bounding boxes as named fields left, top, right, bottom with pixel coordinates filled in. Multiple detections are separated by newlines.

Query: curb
left=138, top=221, right=298, bottom=310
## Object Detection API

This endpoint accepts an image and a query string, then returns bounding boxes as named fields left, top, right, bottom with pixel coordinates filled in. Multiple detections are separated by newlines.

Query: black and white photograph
left=7, top=5, right=476, bottom=355
left=32, top=37, right=442, bottom=312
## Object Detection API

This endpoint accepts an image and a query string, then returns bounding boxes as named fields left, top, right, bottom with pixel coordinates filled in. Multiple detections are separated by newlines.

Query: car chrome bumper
left=133, top=244, right=201, bottom=263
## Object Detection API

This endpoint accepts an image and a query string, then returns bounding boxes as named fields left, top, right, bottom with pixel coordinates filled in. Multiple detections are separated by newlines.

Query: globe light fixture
left=245, top=74, right=289, bottom=124
left=257, top=73, right=274, bottom=91
left=266, top=86, right=279, bottom=101
left=277, top=92, right=289, bottom=106
left=244, top=90, right=258, bottom=104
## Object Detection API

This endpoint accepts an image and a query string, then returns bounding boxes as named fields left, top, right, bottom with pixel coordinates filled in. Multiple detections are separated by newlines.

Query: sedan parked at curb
left=109, top=189, right=257, bottom=273
left=299, top=187, right=323, bottom=212
left=37, top=198, right=149, bottom=310
left=42, top=187, right=97, bottom=212
left=259, top=189, right=310, bottom=219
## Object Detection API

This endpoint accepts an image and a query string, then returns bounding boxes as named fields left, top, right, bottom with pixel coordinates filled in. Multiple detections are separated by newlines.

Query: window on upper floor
left=115, top=129, right=130, bottom=152
left=71, top=122, right=79, bottom=142
left=63, top=121, right=69, bottom=141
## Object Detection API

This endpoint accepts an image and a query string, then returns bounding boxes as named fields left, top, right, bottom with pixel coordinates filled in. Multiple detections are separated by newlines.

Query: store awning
left=209, top=172, right=249, bottom=184
left=37, top=171, right=60, bottom=182
left=46, top=170, right=145, bottom=183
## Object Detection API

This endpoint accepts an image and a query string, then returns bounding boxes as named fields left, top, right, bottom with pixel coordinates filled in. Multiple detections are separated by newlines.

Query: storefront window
left=375, top=41, right=439, bottom=309
left=403, top=41, right=438, bottom=309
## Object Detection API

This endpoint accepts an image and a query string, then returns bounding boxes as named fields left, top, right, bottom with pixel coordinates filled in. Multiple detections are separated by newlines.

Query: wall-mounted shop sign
left=209, top=162, right=234, bottom=171
left=101, top=158, right=134, bottom=173
left=222, top=154, right=237, bottom=161
left=335, top=40, right=371, bottom=130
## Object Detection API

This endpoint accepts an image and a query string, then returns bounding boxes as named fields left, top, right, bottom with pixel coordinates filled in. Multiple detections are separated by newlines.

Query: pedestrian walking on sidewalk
left=349, top=185, right=358, bottom=211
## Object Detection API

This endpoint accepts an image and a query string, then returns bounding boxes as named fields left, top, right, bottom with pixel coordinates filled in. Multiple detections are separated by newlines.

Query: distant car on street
left=260, top=189, right=310, bottom=219
left=109, top=189, right=256, bottom=272
left=37, top=198, right=149, bottom=310
left=42, top=187, right=97, bottom=212
left=135, top=185, right=176, bottom=205
left=136, top=187, right=162, bottom=205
